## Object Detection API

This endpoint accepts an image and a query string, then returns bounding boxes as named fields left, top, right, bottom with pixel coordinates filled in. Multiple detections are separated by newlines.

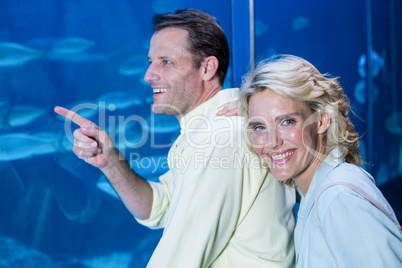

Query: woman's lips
left=269, top=149, right=296, bottom=165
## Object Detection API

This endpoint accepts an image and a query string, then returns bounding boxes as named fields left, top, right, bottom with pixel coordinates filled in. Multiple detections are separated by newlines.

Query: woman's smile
left=269, top=149, right=296, bottom=164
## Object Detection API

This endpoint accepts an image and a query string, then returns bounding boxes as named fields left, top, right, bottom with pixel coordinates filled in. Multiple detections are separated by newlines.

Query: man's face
left=144, top=27, right=204, bottom=120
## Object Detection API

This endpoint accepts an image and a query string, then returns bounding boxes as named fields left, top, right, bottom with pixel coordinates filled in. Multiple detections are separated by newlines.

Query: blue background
left=0, top=0, right=401, bottom=267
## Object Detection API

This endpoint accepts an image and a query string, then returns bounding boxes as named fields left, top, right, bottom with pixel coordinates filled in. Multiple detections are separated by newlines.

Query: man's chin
left=152, top=104, right=183, bottom=117
left=152, top=106, right=175, bottom=116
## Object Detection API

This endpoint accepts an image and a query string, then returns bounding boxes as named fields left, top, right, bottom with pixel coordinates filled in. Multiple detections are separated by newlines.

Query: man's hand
left=216, top=101, right=241, bottom=116
left=55, top=106, right=153, bottom=219
left=54, top=106, right=117, bottom=169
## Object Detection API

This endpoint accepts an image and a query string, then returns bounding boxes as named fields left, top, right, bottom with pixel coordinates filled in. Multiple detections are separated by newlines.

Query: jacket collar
left=179, top=88, right=239, bottom=133
left=297, top=147, right=345, bottom=218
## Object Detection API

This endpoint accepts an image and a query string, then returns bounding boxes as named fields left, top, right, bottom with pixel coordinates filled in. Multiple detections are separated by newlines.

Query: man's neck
left=175, top=83, right=223, bottom=122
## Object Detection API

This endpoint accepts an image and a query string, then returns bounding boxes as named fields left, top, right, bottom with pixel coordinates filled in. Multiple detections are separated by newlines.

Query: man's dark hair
left=152, top=8, right=230, bottom=86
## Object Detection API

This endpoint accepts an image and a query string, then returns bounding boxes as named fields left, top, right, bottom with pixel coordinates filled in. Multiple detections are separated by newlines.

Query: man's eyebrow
left=148, top=56, right=174, bottom=62
left=159, top=55, right=173, bottom=60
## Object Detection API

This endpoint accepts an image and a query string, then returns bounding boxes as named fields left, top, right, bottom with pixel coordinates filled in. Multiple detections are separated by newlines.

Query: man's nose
left=144, top=63, right=160, bottom=83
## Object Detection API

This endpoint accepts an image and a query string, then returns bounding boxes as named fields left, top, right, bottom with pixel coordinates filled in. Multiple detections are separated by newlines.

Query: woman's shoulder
left=317, top=162, right=396, bottom=220
left=313, top=163, right=373, bottom=209
left=326, top=162, right=375, bottom=187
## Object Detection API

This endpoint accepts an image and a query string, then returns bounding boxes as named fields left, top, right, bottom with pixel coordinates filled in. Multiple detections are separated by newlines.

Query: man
left=55, top=8, right=295, bottom=267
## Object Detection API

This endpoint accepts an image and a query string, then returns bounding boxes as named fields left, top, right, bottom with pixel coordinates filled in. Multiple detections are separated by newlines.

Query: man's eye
left=162, top=60, right=171, bottom=65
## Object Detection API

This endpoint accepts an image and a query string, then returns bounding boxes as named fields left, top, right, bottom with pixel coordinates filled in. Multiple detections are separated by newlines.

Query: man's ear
left=202, top=56, right=219, bottom=81
left=318, top=113, right=331, bottom=134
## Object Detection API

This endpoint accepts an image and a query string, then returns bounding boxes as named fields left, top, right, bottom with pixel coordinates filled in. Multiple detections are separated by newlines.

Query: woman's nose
left=265, top=128, right=283, bottom=150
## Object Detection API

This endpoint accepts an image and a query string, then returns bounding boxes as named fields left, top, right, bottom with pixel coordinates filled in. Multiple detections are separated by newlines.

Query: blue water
left=0, top=0, right=401, bottom=267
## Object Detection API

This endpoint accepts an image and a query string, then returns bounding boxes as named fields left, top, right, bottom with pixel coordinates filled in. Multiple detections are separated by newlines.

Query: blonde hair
left=240, top=55, right=361, bottom=184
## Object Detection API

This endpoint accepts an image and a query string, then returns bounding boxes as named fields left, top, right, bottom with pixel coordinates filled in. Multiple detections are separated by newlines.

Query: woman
left=239, top=55, right=402, bottom=267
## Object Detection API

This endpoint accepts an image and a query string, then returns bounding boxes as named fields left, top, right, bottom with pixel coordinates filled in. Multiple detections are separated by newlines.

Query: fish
left=358, top=54, right=366, bottom=77
left=0, top=97, right=12, bottom=130
left=255, top=19, right=269, bottom=36
left=292, top=16, right=310, bottom=31
left=47, top=52, right=108, bottom=63
left=51, top=152, right=102, bottom=223
left=139, top=75, right=151, bottom=86
left=113, top=118, right=146, bottom=152
left=354, top=79, right=366, bottom=104
left=0, top=42, right=42, bottom=67
left=386, top=112, right=402, bottom=135
left=131, top=230, right=163, bottom=267
left=353, top=79, right=380, bottom=105
left=0, top=132, right=65, bottom=161
left=0, top=236, right=55, bottom=265
left=8, top=105, right=46, bottom=128
left=81, top=251, right=132, bottom=267
left=358, top=50, right=385, bottom=78
left=142, top=114, right=180, bottom=149
left=266, top=47, right=278, bottom=58
left=55, top=100, right=98, bottom=121
left=96, top=90, right=143, bottom=110
left=119, top=55, right=147, bottom=76
left=143, top=114, right=180, bottom=134
left=96, top=176, right=119, bottom=199
left=51, top=37, right=95, bottom=55
left=145, top=96, right=153, bottom=105
left=130, top=154, right=169, bottom=179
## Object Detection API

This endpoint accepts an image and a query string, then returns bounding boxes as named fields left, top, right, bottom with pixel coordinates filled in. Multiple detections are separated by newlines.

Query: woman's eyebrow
left=247, top=112, right=304, bottom=128
left=275, top=112, right=302, bottom=121
left=247, top=120, right=264, bottom=128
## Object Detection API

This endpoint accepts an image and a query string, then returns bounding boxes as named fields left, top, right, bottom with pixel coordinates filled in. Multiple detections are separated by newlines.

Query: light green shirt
left=137, top=88, right=296, bottom=267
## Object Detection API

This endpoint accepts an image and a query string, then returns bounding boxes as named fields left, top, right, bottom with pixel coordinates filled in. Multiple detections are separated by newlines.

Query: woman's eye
left=282, top=119, right=295, bottom=126
left=253, top=125, right=266, bottom=131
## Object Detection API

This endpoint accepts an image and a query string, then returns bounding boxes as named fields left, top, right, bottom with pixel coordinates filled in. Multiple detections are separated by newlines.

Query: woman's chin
left=270, top=169, right=292, bottom=182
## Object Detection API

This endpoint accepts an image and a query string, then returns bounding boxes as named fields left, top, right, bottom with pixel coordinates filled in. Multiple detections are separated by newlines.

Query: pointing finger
left=54, top=106, right=98, bottom=128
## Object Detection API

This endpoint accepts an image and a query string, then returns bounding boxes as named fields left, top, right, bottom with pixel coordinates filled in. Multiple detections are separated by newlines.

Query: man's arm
left=54, top=106, right=153, bottom=220
left=216, top=100, right=240, bottom=116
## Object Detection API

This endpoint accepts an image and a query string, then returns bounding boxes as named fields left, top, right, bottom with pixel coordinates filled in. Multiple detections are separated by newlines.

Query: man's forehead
left=148, top=29, right=194, bottom=63
left=152, top=27, right=189, bottom=42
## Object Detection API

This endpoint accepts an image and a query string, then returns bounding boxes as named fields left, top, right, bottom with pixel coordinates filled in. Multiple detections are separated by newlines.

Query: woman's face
left=248, top=89, right=328, bottom=187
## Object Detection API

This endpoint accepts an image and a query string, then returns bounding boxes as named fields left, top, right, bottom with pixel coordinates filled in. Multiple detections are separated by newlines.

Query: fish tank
left=0, top=0, right=401, bottom=267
